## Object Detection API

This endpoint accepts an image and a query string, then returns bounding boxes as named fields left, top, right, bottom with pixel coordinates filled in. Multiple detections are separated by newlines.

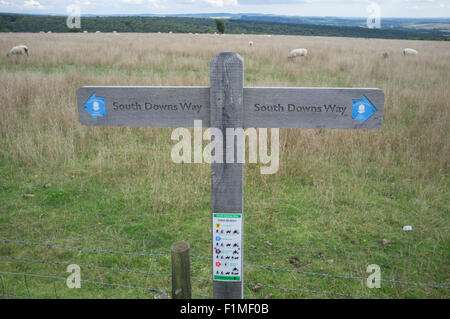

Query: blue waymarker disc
left=82, top=93, right=106, bottom=120
left=352, top=96, right=376, bottom=124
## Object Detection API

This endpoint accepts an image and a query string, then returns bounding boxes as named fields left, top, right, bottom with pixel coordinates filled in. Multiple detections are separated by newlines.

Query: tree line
left=0, top=13, right=448, bottom=41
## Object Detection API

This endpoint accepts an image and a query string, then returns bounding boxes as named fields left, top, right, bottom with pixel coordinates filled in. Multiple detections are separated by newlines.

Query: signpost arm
left=76, top=51, right=385, bottom=300
left=210, top=52, right=244, bottom=299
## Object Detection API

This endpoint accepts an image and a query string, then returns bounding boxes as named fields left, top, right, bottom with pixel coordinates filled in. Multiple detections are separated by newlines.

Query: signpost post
left=77, top=51, right=384, bottom=299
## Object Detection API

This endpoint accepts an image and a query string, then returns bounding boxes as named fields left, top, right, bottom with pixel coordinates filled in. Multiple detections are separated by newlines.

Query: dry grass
left=0, top=33, right=449, bottom=299
left=1, top=33, right=448, bottom=182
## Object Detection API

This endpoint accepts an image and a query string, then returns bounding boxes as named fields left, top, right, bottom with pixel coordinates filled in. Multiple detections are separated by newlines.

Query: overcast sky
left=0, top=0, right=449, bottom=17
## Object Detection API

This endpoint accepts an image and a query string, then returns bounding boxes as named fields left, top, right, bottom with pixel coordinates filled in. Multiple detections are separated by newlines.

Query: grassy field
left=0, top=33, right=448, bottom=299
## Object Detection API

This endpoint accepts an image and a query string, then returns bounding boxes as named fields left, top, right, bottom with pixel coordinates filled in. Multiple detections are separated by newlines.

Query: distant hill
left=173, top=13, right=446, bottom=25
left=0, top=13, right=448, bottom=41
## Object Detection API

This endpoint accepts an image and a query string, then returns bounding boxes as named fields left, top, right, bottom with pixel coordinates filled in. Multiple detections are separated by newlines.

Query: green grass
left=1, top=62, right=204, bottom=80
left=0, top=34, right=448, bottom=299
left=0, top=146, right=448, bottom=298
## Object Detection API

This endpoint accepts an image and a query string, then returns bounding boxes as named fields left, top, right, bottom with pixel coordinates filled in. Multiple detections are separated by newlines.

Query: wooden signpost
left=77, top=52, right=384, bottom=299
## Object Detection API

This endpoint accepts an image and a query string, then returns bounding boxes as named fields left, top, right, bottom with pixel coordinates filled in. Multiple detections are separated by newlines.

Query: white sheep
left=7, top=45, right=29, bottom=57
left=403, top=48, right=418, bottom=56
left=248, top=41, right=254, bottom=47
left=288, top=48, right=308, bottom=58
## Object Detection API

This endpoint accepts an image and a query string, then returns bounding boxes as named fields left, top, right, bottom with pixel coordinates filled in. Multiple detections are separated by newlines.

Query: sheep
left=248, top=41, right=254, bottom=47
left=403, top=48, right=418, bottom=56
left=7, top=45, right=29, bottom=57
left=288, top=48, right=308, bottom=59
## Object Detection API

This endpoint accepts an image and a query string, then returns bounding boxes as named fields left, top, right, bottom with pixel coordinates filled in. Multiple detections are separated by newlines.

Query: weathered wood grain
left=76, top=52, right=386, bottom=300
left=78, top=87, right=384, bottom=129
left=171, top=242, right=192, bottom=299
left=244, top=87, right=384, bottom=129
left=77, top=86, right=210, bottom=127
left=210, top=52, right=244, bottom=299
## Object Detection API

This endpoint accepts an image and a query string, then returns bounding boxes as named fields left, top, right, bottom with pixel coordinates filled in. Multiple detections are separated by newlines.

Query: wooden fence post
left=171, top=241, right=191, bottom=299
left=210, top=52, right=244, bottom=299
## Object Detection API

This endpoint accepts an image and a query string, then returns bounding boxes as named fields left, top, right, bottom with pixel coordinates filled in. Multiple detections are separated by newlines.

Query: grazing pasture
left=0, top=33, right=448, bottom=299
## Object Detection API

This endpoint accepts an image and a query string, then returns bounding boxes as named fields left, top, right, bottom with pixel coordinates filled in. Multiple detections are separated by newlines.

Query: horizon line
left=0, top=12, right=449, bottom=19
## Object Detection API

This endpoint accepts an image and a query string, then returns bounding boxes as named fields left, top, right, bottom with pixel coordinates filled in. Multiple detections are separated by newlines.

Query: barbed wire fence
left=0, top=239, right=448, bottom=299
